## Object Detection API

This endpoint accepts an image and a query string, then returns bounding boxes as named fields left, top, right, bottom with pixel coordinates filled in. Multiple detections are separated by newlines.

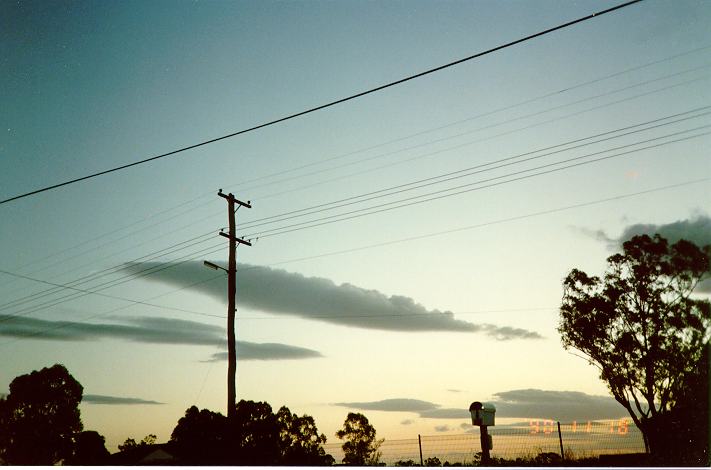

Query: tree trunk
left=640, top=416, right=669, bottom=462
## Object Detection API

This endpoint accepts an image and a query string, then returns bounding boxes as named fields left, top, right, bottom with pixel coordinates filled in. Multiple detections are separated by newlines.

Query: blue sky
left=1, top=0, right=710, bottom=451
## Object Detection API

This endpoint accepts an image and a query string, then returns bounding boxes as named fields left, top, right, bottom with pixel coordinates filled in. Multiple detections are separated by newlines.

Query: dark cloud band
left=121, top=262, right=543, bottom=340
left=334, top=389, right=628, bottom=422
left=334, top=398, right=440, bottom=412
left=204, top=342, right=323, bottom=362
left=82, top=394, right=164, bottom=405
left=0, top=315, right=323, bottom=361
left=579, top=214, right=711, bottom=292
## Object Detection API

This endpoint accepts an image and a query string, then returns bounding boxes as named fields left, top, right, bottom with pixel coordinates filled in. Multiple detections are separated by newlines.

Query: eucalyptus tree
left=559, top=234, right=710, bottom=459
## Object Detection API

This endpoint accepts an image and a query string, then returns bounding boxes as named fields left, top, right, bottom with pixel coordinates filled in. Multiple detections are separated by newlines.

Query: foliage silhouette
left=232, top=400, right=281, bottom=465
left=336, top=412, right=383, bottom=465
left=393, top=458, right=419, bottom=466
left=169, top=406, right=230, bottom=464
left=118, top=433, right=158, bottom=452
left=277, top=405, right=335, bottom=465
left=651, top=344, right=709, bottom=465
left=169, top=400, right=333, bottom=465
left=559, top=234, right=710, bottom=460
left=67, top=430, right=110, bottom=465
left=118, top=437, right=138, bottom=452
left=0, top=364, right=83, bottom=465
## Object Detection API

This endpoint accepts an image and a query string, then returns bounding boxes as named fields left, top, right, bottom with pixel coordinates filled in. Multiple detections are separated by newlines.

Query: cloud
left=579, top=214, right=711, bottom=292
left=121, top=262, right=543, bottom=340
left=0, top=315, right=223, bottom=345
left=572, top=227, right=615, bottom=244
left=2, top=392, right=163, bottom=405
left=83, top=394, right=164, bottom=405
left=333, top=398, right=470, bottom=419
left=576, top=214, right=711, bottom=249
left=0, top=315, right=323, bottom=361
left=203, top=342, right=323, bottom=362
left=333, top=389, right=628, bottom=422
left=334, top=398, right=440, bottom=412
left=490, top=389, right=628, bottom=422
left=434, top=425, right=451, bottom=432
left=616, top=214, right=711, bottom=249
left=401, top=419, right=415, bottom=426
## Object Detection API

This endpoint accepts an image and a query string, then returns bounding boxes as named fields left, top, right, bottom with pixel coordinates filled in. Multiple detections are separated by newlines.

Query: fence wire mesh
left=322, top=419, right=646, bottom=465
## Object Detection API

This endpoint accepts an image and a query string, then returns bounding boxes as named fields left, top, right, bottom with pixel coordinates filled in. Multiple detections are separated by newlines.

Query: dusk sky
left=1, top=0, right=710, bottom=451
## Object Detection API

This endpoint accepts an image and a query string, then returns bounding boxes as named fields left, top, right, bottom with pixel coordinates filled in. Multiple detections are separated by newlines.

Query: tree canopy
left=169, top=406, right=230, bottom=464
left=0, top=364, right=84, bottom=465
left=67, top=430, right=110, bottom=465
left=277, top=405, right=334, bottom=465
left=169, top=400, right=333, bottom=465
left=336, top=412, right=383, bottom=466
left=558, top=234, right=710, bottom=460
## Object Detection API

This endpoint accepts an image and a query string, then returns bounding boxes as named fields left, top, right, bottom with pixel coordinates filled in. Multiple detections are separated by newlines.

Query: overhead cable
left=0, top=0, right=643, bottom=206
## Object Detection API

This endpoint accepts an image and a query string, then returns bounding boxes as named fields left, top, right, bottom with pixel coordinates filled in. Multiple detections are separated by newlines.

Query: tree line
left=0, top=364, right=382, bottom=465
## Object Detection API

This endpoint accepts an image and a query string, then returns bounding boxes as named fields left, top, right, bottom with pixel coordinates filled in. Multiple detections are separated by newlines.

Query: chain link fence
left=322, top=419, right=646, bottom=465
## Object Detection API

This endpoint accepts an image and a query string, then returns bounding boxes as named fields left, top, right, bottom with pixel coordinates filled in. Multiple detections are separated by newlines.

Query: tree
left=0, top=364, right=83, bottom=465
left=654, top=343, right=709, bottom=465
left=118, top=434, right=158, bottom=452
left=394, top=458, right=419, bottom=466
left=169, top=406, right=229, bottom=464
left=231, top=400, right=281, bottom=465
left=336, top=412, right=383, bottom=466
left=169, top=401, right=333, bottom=465
left=118, top=437, right=138, bottom=452
left=68, top=430, right=110, bottom=465
left=558, top=234, right=710, bottom=459
left=277, top=405, right=334, bottom=465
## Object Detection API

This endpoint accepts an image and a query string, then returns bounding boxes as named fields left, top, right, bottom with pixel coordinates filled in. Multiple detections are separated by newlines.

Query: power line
left=255, top=178, right=708, bottom=268
left=2, top=119, right=706, bottom=314
left=0, top=271, right=229, bottom=348
left=2, top=119, right=706, bottom=318
left=5, top=58, right=704, bottom=289
left=6, top=68, right=704, bottom=301
left=8, top=126, right=705, bottom=320
left=243, top=129, right=710, bottom=239
left=219, top=44, right=711, bottom=191
left=230, top=63, right=711, bottom=198
left=0, top=269, right=223, bottom=319
left=0, top=0, right=643, bottom=206
left=236, top=108, right=711, bottom=230
left=0, top=231, right=219, bottom=312
left=16, top=42, right=704, bottom=283
left=0, top=241, right=227, bottom=319
left=0, top=177, right=703, bottom=347
left=240, top=73, right=710, bottom=205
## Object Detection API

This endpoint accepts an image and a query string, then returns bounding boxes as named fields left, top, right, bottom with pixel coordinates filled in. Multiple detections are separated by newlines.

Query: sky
left=1, top=0, right=710, bottom=453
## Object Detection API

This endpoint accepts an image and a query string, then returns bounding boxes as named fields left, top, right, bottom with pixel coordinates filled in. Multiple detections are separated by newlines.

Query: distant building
left=110, top=444, right=178, bottom=466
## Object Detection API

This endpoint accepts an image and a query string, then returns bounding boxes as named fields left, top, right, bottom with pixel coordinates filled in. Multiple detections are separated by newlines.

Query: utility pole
left=217, top=189, right=251, bottom=421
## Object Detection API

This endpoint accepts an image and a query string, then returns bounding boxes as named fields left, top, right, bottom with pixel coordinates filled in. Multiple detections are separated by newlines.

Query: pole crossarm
left=219, top=232, right=253, bottom=246
left=218, top=189, right=252, bottom=209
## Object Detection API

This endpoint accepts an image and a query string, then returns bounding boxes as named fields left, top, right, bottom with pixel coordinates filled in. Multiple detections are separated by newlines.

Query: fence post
left=418, top=434, right=423, bottom=466
left=557, top=421, right=564, bottom=461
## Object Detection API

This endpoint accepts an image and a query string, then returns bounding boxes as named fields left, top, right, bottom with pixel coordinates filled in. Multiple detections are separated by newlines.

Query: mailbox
left=469, top=401, right=496, bottom=427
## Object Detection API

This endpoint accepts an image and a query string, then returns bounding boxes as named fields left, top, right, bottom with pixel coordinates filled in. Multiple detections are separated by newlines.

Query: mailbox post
left=469, top=402, right=495, bottom=465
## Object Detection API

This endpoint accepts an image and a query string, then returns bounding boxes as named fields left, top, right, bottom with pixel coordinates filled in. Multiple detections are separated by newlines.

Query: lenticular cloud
left=122, top=261, right=543, bottom=340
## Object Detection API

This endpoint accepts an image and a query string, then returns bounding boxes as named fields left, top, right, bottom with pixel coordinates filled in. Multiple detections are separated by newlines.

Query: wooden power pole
left=217, top=190, right=251, bottom=421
